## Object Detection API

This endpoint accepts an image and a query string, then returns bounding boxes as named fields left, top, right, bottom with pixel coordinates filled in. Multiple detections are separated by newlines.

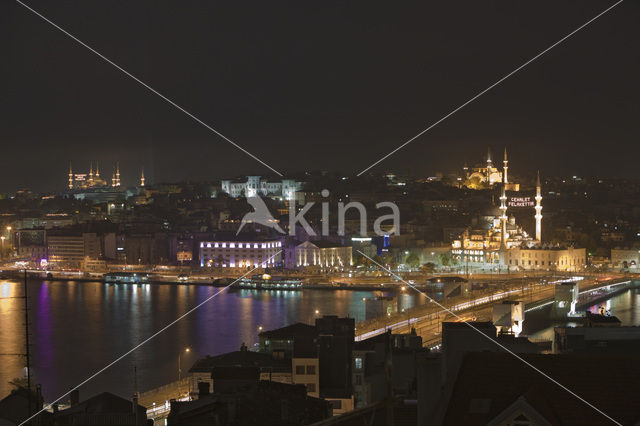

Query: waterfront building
left=503, top=246, right=586, bottom=272
left=294, top=240, right=353, bottom=271
left=220, top=175, right=304, bottom=202
left=47, top=232, right=101, bottom=268
left=451, top=210, right=536, bottom=268
left=451, top=152, right=568, bottom=270
left=610, top=248, right=640, bottom=269
left=199, top=234, right=282, bottom=269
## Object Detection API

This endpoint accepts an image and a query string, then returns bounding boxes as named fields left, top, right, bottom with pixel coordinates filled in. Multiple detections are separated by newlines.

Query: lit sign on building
left=507, top=196, right=534, bottom=208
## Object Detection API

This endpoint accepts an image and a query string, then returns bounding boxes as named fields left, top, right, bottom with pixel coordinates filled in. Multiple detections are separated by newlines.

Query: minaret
left=115, top=162, right=121, bottom=187
left=535, top=171, right=543, bottom=242
left=503, top=147, right=508, bottom=184
left=68, top=162, right=73, bottom=190
left=95, top=162, right=100, bottom=177
left=140, top=167, right=145, bottom=187
left=500, top=172, right=508, bottom=249
left=486, top=147, right=493, bottom=183
left=89, top=162, right=94, bottom=185
left=111, top=165, right=116, bottom=187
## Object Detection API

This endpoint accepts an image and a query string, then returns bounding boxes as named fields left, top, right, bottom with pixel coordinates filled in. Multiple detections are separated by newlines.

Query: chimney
left=70, top=389, right=79, bottom=406
left=198, top=381, right=210, bottom=397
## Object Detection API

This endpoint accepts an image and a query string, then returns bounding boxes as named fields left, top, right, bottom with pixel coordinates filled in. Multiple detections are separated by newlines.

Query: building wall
left=47, top=236, right=84, bottom=268
left=220, top=176, right=303, bottom=201
left=292, top=358, right=319, bottom=398
left=295, top=242, right=352, bottom=270
left=504, top=247, right=586, bottom=271
left=611, top=249, right=640, bottom=269
left=199, top=240, right=282, bottom=269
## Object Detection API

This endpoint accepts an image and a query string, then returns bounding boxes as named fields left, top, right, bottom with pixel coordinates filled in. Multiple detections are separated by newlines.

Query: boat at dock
left=103, top=272, right=150, bottom=284
left=230, top=274, right=303, bottom=290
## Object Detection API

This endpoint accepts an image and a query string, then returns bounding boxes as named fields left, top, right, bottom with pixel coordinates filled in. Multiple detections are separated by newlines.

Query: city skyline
left=1, top=1, right=639, bottom=193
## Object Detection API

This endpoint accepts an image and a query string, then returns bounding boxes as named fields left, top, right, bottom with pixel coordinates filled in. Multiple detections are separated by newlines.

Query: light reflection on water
left=3, top=279, right=637, bottom=403
left=0, top=279, right=428, bottom=401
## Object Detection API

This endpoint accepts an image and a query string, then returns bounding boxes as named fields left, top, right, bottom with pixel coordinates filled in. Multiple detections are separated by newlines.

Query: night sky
left=1, top=1, right=638, bottom=192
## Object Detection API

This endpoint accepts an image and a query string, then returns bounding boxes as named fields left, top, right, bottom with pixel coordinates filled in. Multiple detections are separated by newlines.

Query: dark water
left=0, top=279, right=426, bottom=402
left=2, top=280, right=638, bottom=404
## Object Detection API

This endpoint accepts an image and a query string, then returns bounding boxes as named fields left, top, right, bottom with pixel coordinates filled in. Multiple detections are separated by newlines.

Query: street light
left=178, top=347, right=191, bottom=381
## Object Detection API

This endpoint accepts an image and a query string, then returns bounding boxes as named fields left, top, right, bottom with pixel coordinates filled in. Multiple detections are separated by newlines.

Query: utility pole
left=23, top=269, right=32, bottom=424
left=0, top=270, right=33, bottom=424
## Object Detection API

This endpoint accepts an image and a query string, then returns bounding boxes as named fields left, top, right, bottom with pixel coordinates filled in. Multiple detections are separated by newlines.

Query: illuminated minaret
left=95, top=162, right=100, bottom=177
left=115, top=162, right=121, bottom=186
left=111, top=165, right=116, bottom=187
left=89, top=161, right=94, bottom=185
left=503, top=147, right=508, bottom=184
left=140, top=167, right=145, bottom=187
left=500, top=172, right=508, bottom=249
left=68, top=162, right=73, bottom=190
left=535, top=171, right=543, bottom=242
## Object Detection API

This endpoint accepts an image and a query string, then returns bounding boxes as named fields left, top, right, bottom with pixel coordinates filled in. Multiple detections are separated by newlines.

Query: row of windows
left=295, top=365, right=316, bottom=375
left=200, top=241, right=281, bottom=249
left=508, top=258, right=585, bottom=266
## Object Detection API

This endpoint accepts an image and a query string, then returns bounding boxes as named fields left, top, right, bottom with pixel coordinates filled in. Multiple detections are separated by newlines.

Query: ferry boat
left=103, top=272, right=150, bottom=284
left=235, top=274, right=303, bottom=290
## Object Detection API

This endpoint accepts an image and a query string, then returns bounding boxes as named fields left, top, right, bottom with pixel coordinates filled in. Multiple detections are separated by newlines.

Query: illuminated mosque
left=67, top=162, right=145, bottom=190
left=452, top=150, right=585, bottom=272
left=451, top=148, right=548, bottom=269
left=463, top=147, right=519, bottom=191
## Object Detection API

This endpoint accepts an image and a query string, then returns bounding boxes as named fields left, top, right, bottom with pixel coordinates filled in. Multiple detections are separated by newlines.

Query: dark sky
left=1, top=0, right=638, bottom=192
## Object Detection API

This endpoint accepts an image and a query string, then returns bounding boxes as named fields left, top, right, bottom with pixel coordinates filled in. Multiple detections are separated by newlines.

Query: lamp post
left=178, top=347, right=190, bottom=381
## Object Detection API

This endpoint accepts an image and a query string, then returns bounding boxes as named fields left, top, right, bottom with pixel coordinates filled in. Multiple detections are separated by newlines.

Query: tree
left=421, top=262, right=436, bottom=273
left=405, top=252, right=421, bottom=268
left=438, top=252, right=452, bottom=267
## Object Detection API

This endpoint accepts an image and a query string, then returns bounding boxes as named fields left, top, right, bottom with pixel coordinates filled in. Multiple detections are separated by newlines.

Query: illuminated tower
left=535, top=171, right=543, bottom=242
left=486, top=147, right=492, bottom=182
left=89, top=161, right=94, bottom=185
left=68, top=162, right=73, bottom=190
left=503, top=147, right=508, bottom=184
left=111, top=165, right=116, bottom=187
left=95, top=162, right=100, bottom=177
left=140, top=167, right=145, bottom=187
left=500, top=173, right=508, bottom=249
left=115, top=162, right=121, bottom=187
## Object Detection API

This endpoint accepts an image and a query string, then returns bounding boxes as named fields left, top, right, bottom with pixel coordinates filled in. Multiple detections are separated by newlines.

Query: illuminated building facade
left=67, top=162, right=147, bottom=190
left=199, top=237, right=282, bottom=269
left=464, top=148, right=520, bottom=190
left=221, top=176, right=303, bottom=201
left=295, top=240, right=352, bottom=271
left=68, top=161, right=109, bottom=190
left=503, top=246, right=586, bottom=272
left=452, top=151, right=548, bottom=269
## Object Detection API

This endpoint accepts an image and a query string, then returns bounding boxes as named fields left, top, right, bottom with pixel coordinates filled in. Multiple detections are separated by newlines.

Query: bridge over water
left=354, top=274, right=636, bottom=348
